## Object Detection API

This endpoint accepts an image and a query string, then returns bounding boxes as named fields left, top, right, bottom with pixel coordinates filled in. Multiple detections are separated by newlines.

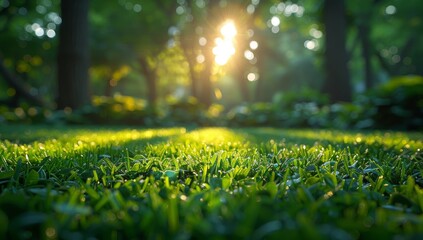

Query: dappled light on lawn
left=177, top=128, right=246, bottom=146
left=213, top=20, right=237, bottom=66
left=1, top=126, right=423, bottom=239
left=247, top=72, right=258, bottom=82
left=0, top=127, right=187, bottom=156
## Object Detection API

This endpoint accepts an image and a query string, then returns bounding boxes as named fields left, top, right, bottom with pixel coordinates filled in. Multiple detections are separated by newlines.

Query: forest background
left=0, top=0, right=422, bottom=130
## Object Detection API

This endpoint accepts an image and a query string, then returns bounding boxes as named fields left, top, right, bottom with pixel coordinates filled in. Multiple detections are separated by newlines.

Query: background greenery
left=0, top=0, right=422, bottom=130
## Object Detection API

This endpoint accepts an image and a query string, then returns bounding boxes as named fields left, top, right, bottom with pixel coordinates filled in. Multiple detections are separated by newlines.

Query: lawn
left=0, top=125, right=422, bottom=239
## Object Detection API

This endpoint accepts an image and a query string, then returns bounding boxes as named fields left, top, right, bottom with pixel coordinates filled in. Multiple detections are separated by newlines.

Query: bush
left=273, top=88, right=329, bottom=110
left=279, top=102, right=326, bottom=128
left=163, top=97, right=204, bottom=125
left=227, top=102, right=277, bottom=126
left=67, top=95, right=149, bottom=125
left=3, top=76, right=421, bottom=131
left=359, top=76, right=423, bottom=130
left=163, top=97, right=224, bottom=126
left=227, top=90, right=344, bottom=128
left=0, top=106, right=52, bottom=124
left=326, top=103, right=371, bottom=129
left=272, top=88, right=329, bottom=128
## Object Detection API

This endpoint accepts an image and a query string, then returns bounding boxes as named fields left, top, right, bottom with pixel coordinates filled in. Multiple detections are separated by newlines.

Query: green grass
left=0, top=126, right=422, bottom=239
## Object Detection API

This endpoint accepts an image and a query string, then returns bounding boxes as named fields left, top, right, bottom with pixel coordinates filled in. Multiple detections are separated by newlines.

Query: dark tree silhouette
left=358, top=22, right=373, bottom=90
left=322, top=0, right=351, bottom=102
left=57, top=0, right=90, bottom=109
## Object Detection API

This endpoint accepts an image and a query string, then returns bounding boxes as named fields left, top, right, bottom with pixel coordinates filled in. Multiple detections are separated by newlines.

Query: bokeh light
left=35, top=28, right=45, bottom=37
left=244, top=50, right=254, bottom=60
left=247, top=72, right=257, bottom=81
left=46, top=29, right=56, bottom=38
left=247, top=4, right=255, bottom=14
left=304, top=39, right=318, bottom=51
left=309, top=28, right=322, bottom=38
left=196, top=54, right=205, bottom=63
left=133, top=4, right=142, bottom=12
left=199, top=37, right=207, bottom=46
left=385, top=5, right=396, bottom=15
left=249, top=41, right=258, bottom=50
left=176, top=6, right=185, bottom=15
left=271, top=16, right=280, bottom=27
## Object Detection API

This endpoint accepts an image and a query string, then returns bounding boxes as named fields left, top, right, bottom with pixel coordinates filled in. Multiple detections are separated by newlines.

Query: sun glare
left=220, top=21, right=237, bottom=38
left=213, top=20, right=237, bottom=66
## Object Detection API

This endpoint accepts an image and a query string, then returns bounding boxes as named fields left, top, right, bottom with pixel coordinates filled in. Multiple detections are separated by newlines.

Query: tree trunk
left=197, top=0, right=224, bottom=108
left=233, top=64, right=249, bottom=103
left=236, top=72, right=250, bottom=102
left=358, top=23, right=373, bottom=90
left=197, top=29, right=214, bottom=108
left=200, top=54, right=213, bottom=108
left=232, top=34, right=250, bottom=103
left=322, top=0, right=351, bottom=102
left=188, top=60, right=199, bottom=100
left=139, top=57, right=157, bottom=112
left=57, top=0, right=90, bottom=109
left=180, top=34, right=199, bottom=99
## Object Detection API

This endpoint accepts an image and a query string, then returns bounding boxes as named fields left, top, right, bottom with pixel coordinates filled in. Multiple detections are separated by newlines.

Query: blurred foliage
left=227, top=102, right=277, bottom=127
left=163, top=96, right=205, bottom=125
left=0, top=0, right=60, bottom=103
left=358, top=75, right=423, bottom=130
left=0, top=105, right=51, bottom=124
left=227, top=77, right=423, bottom=130
left=1, top=1, right=422, bottom=130
left=67, top=95, right=149, bottom=125
left=1, top=75, right=422, bottom=131
left=273, top=88, right=329, bottom=110
left=163, top=97, right=225, bottom=126
left=228, top=88, right=330, bottom=128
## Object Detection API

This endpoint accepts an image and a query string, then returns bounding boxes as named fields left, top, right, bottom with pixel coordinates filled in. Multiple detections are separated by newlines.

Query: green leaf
left=305, top=176, right=320, bottom=186
left=132, top=162, right=141, bottom=171
left=0, top=171, right=14, bottom=180
left=265, top=182, right=278, bottom=197
left=12, top=159, right=24, bottom=184
left=222, top=177, right=232, bottom=189
left=324, top=173, right=337, bottom=188
left=25, top=169, right=39, bottom=186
